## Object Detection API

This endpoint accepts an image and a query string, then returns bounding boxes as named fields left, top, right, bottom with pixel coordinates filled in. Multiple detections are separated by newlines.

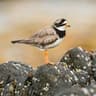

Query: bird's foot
left=45, top=61, right=54, bottom=65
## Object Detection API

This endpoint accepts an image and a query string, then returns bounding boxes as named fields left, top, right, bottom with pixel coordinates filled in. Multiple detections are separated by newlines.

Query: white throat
left=56, top=26, right=65, bottom=31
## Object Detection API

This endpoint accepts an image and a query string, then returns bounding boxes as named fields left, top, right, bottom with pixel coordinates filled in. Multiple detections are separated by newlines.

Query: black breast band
left=53, top=26, right=66, bottom=38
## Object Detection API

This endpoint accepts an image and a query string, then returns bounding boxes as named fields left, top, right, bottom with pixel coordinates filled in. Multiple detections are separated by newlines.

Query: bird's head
left=53, top=18, right=70, bottom=31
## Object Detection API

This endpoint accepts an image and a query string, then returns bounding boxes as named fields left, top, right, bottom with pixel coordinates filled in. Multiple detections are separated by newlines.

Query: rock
left=81, top=84, right=96, bottom=96
left=56, top=62, right=91, bottom=87
left=60, top=47, right=92, bottom=72
left=91, top=51, right=96, bottom=65
left=0, top=61, right=33, bottom=83
left=55, top=86, right=86, bottom=96
left=91, top=65, right=96, bottom=81
left=0, top=47, right=96, bottom=96
left=90, top=51, right=96, bottom=81
left=0, top=61, right=33, bottom=96
left=29, top=64, right=73, bottom=96
left=28, top=62, right=91, bottom=96
left=56, top=84, right=96, bottom=96
left=75, top=70, right=91, bottom=87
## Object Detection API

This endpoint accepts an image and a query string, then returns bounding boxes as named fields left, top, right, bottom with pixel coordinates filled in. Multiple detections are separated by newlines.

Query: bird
left=11, top=18, right=70, bottom=64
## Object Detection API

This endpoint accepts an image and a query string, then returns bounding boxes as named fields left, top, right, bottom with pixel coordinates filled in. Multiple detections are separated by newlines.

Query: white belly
left=44, top=38, right=63, bottom=49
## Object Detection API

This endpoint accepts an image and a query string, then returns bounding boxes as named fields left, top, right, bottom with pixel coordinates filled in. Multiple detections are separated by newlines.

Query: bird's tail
left=11, top=40, right=31, bottom=44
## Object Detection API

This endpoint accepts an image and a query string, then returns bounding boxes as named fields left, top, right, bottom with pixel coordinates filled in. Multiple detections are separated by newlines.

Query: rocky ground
left=0, top=47, right=96, bottom=96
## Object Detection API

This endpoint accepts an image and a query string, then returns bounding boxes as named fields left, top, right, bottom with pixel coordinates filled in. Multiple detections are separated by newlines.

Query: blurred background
left=0, top=0, right=96, bottom=67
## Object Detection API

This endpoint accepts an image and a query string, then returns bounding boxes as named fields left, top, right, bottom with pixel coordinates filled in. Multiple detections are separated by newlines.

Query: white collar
left=55, top=26, right=65, bottom=31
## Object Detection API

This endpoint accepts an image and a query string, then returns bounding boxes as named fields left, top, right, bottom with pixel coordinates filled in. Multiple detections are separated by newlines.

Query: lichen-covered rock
left=56, top=62, right=91, bottom=87
left=56, top=84, right=96, bottom=96
left=91, top=51, right=96, bottom=65
left=0, top=47, right=96, bottom=96
left=28, top=62, right=92, bottom=96
left=60, top=47, right=92, bottom=72
left=81, top=84, right=96, bottom=96
left=91, top=65, right=96, bottom=81
left=90, top=51, right=96, bottom=81
left=0, top=61, right=33, bottom=83
left=54, top=86, right=86, bottom=96
left=2, top=80, right=16, bottom=96
left=29, top=64, right=73, bottom=96
left=0, top=61, right=33, bottom=96
left=75, top=70, right=91, bottom=87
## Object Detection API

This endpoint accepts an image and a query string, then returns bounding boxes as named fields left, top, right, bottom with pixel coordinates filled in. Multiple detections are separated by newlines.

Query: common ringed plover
left=11, top=18, right=70, bottom=64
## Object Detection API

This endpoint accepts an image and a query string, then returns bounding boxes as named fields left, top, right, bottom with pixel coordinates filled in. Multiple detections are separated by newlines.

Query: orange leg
left=43, top=50, right=49, bottom=64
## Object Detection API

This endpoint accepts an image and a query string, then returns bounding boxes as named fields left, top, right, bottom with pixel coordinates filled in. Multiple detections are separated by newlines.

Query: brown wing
left=28, top=27, right=59, bottom=47
left=11, top=27, right=59, bottom=49
left=30, top=27, right=56, bottom=38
